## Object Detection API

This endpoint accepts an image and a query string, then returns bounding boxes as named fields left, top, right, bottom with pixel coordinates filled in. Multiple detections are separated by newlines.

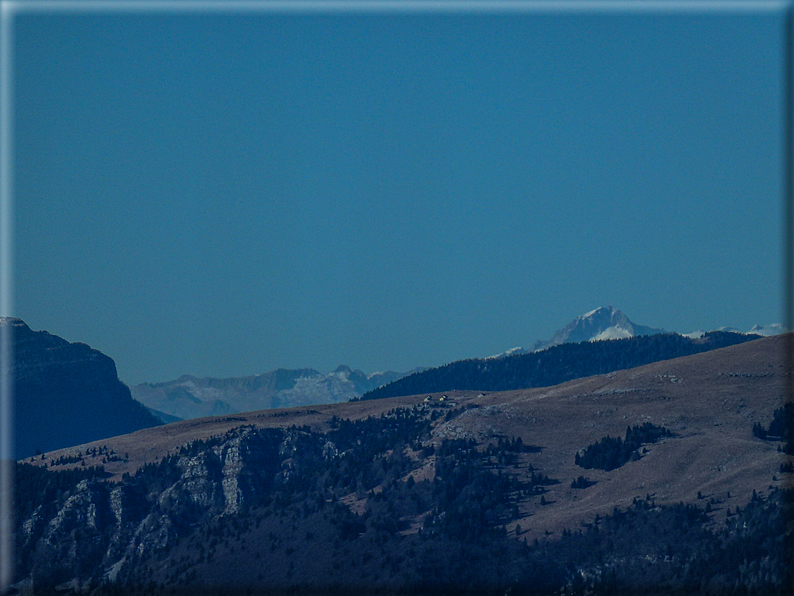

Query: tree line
left=360, top=332, right=759, bottom=401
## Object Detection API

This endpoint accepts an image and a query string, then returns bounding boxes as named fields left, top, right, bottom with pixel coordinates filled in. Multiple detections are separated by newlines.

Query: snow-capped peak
left=530, top=306, right=665, bottom=352
left=490, top=308, right=789, bottom=363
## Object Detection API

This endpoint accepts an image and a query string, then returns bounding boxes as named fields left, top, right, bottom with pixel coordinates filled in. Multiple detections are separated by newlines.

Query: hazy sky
left=11, top=3, right=787, bottom=384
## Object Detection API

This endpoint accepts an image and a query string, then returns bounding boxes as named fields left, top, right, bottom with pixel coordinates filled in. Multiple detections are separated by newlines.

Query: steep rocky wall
left=4, top=318, right=160, bottom=459
left=14, top=427, right=284, bottom=592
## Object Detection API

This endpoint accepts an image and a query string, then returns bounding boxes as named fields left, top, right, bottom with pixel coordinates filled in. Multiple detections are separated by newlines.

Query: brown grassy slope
left=437, top=333, right=789, bottom=536
left=27, top=334, right=790, bottom=537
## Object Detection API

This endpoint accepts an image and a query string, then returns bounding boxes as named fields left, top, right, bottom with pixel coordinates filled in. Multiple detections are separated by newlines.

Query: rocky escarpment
left=13, top=426, right=306, bottom=592
left=4, top=318, right=160, bottom=459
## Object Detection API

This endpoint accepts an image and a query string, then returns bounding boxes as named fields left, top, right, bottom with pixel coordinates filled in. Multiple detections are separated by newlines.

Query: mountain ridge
left=491, top=306, right=785, bottom=358
left=360, top=330, right=760, bottom=402
left=130, top=365, right=424, bottom=420
left=15, top=333, right=790, bottom=594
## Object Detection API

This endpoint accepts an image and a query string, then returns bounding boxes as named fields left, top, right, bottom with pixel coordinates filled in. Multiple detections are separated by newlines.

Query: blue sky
left=10, top=4, right=787, bottom=384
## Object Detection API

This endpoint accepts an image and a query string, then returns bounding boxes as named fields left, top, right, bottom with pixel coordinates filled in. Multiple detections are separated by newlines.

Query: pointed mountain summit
left=488, top=306, right=666, bottom=358
left=531, top=306, right=665, bottom=352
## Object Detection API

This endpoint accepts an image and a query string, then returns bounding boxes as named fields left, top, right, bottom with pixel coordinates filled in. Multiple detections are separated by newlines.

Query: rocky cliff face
left=4, top=318, right=160, bottom=459
left=14, top=426, right=293, bottom=592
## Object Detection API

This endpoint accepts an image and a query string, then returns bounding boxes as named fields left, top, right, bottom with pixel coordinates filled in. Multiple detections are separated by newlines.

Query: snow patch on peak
left=0, top=317, right=27, bottom=328
left=579, top=306, right=615, bottom=320
left=747, top=323, right=787, bottom=336
left=677, top=323, right=786, bottom=340
left=681, top=330, right=706, bottom=339
left=717, top=326, right=742, bottom=334
left=590, top=325, right=633, bottom=342
left=487, top=346, right=526, bottom=359
left=333, top=365, right=352, bottom=375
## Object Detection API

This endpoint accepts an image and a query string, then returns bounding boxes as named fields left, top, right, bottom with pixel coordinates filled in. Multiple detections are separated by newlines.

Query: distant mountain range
left=4, top=317, right=421, bottom=455
left=130, top=365, right=424, bottom=422
left=683, top=323, right=787, bottom=339
left=131, top=306, right=785, bottom=422
left=15, top=334, right=790, bottom=594
left=11, top=307, right=784, bottom=442
left=490, top=306, right=785, bottom=358
left=3, top=317, right=160, bottom=459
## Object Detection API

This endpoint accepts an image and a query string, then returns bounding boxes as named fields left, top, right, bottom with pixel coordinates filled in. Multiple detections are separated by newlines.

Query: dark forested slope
left=360, top=331, right=760, bottom=401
